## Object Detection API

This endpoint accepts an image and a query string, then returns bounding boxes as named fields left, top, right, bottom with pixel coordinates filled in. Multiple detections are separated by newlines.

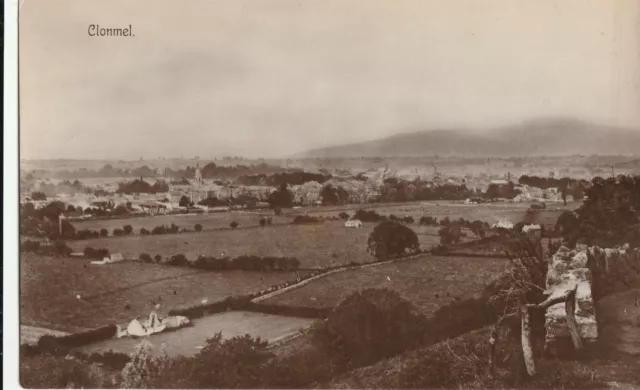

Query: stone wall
left=544, top=244, right=640, bottom=355
left=544, top=245, right=597, bottom=356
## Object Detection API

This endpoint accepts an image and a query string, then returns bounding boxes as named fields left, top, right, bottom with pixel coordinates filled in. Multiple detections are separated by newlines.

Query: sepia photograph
left=7, top=0, right=640, bottom=388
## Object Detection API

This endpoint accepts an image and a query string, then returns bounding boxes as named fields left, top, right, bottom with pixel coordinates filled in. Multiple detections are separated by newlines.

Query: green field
left=20, top=254, right=299, bottom=330
left=261, top=255, right=508, bottom=316
left=69, top=222, right=442, bottom=269
left=73, top=211, right=291, bottom=233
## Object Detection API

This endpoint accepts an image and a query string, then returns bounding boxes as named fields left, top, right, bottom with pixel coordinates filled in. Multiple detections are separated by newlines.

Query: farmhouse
left=345, top=219, right=363, bottom=228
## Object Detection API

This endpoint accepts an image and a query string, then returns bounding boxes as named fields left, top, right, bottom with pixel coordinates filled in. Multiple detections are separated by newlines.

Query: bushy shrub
left=154, top=254, right=162, bottom=262
left=134, top=334, right=273, bottom=389
left=322, top=288, right=427, bottom=367
left=54, top=240, right=72, bottom=256
left=354, top=209, right=386, bottom=222
left=113, top=228, right=125, bottom=236
left=139, top=253, right=153, bottom=263
left=151, top=225, right=166, bottom=235
left=419, top=216, right=438, bottom=226
left=469, top=220, right=486, bottom=237
left=21, top=240, right=72, bottom=257
left=140, top=227, right=150, bottom=235
left=230, top=221, right=239, bottom=229
left=48, top=219, right=76, bottom=241
left=439, top=224, right=462, bottom=245
left=367, top=221, right=420, bottom=259
left=167, top=253, right=189, bottom=266
left=31, top=191, right=47, bottom=201
left=338, top=212, right=350, bottom=220
left=74, top=229, right=101, bottom=240
left=403, top=216, right=415, bottom=224
left=99, top=228, right=109, bottom=237
left=259, top=217, right=267, bottom=227
left=123, top=224, right=133, bottom=235
left=72, top=350, right=131, bottom=371
left=121, top=340, right=169, bottom=389
left=194, top=223, right=203, bottom=232
left=20, top=354, right=110, bottom=389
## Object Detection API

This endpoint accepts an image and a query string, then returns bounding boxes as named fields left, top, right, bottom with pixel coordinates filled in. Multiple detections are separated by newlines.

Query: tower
left=194, top=163, right=203, bottom=184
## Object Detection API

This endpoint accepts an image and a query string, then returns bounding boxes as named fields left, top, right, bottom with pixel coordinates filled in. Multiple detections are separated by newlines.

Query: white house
left=345, top=219, right=363, bottom=228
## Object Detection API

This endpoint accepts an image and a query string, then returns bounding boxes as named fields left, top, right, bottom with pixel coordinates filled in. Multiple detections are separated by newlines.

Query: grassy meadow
left=261, top=255, right=508, bottom=316
left=68, top=221, right=443, bottom=268
left=20, top=254, right=299, bottom=330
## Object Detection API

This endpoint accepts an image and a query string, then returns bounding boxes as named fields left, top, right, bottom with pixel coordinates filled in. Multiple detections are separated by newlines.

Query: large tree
left=559, top=175, right=640, bottom=247
left=367, top=221, right=420, bottom=259
left=268, top=182, right=294, bottom=209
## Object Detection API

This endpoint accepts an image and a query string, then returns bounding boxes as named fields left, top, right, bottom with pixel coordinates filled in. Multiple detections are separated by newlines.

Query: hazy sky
left=20, top=0, right=640, bottom=160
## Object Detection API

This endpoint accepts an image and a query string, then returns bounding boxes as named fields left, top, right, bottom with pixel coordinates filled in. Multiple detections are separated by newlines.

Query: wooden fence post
left=565, top=284, right=583, bottom=350
left=520, top=304, right=536, bottom=376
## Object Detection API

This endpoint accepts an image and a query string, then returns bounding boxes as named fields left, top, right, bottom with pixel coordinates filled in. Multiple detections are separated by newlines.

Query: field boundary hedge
left=23, top=324, right=118, bottom=357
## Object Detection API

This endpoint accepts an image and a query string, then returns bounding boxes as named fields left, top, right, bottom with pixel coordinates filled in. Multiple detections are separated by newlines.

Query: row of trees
left=116, top=179, right=170, bottom=194
left=556, top=175, right=640, bottom=248
left=518, top=175, right=589, bottom=191
left=379, top=179, right=477, bottom=203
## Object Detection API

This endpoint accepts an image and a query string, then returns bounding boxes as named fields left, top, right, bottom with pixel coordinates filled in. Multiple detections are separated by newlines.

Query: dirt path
left=589, top=288, right=640, bottom=388
left=596, top=288, right=640, bottom=357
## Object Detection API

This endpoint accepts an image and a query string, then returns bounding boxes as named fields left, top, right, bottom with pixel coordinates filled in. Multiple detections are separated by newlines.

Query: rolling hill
left=299, top=118, right=640, bottom=158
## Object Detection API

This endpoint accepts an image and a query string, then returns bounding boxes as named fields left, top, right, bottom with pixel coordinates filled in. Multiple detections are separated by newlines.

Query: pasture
left=261, top=255, right=508, bottom=316
left=73, top=211, right=291, bottom=233
left=293, top=200, right=576, bottom=228
left=69, top=222, right=442, bottom=269
left=73, top=311, right=315, bottom=357
left=20, top=254, right=298, bottom=330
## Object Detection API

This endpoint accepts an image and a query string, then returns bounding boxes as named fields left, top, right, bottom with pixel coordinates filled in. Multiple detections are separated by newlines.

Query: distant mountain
left=614, top=158, right=640, bottom=171
left=298, top=119, right=640, bottom=158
